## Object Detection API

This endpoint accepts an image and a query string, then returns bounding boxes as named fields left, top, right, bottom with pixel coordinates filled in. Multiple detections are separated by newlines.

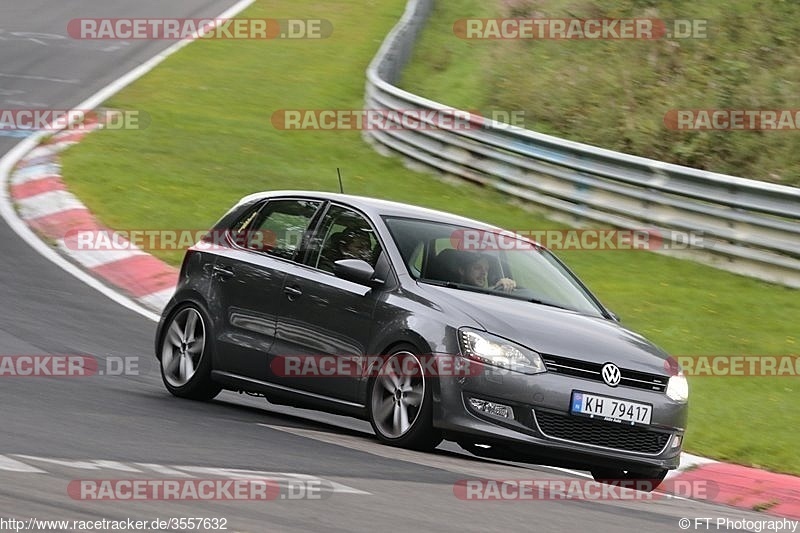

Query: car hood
left=423, top=284, right=670, bottom=375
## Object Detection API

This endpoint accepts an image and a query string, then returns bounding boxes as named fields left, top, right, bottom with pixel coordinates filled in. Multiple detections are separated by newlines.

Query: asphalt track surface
left=0, top=2, right=774, bottom=531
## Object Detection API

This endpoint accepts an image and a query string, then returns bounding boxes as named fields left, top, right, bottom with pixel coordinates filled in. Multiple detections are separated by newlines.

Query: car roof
left=239, top=190, right=505, bottom=231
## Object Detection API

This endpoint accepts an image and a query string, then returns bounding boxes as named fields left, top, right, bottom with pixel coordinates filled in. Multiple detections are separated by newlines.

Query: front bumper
left=432, top=360, right=687, bottom=471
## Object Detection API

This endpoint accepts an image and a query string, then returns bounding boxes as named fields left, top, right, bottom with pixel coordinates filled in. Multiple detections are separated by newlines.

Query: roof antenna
left=336, top=167, right=345, bottom=194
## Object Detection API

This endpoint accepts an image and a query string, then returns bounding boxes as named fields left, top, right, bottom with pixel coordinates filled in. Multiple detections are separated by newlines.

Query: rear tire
left=367, top=345, right=442, bottom=451
left=158, top=303, right=221, bottom=401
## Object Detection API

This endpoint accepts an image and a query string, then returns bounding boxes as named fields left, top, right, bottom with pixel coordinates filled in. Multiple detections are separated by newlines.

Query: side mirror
left=608, top=310, right=621, bottom=322
left=333, top=259, right=383, bottom=286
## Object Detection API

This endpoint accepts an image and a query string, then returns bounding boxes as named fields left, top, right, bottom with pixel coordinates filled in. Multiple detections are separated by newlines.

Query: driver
left=458, top=252, right=516, bottom=292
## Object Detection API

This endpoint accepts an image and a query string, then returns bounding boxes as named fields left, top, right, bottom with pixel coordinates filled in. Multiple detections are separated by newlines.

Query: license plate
left=570, top=391, right=652, bottom=425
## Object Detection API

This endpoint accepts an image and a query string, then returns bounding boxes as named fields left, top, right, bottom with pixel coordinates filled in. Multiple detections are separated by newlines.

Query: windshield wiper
left=523, top=296, right=571, bottom=311
left=419, top=278, right=495, bottom=294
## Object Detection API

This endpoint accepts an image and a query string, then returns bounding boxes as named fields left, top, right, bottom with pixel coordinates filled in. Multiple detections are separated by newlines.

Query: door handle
left=212, top=265, right=235, bottom=280
left=283, top=285, right=303, bottom=299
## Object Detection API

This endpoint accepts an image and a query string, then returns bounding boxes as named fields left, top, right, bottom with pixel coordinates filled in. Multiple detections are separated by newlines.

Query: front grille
left=542, top=354, right=668, bottom=393
left=533, top=410, right=671, bottom=455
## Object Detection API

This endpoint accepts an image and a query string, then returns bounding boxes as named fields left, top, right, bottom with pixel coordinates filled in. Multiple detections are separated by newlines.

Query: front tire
left=367, top=345, right=442, bottom=451
left=158, top=303, right=221, bottom=401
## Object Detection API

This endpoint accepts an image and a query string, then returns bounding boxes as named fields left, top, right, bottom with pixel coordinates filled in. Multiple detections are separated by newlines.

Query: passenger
left=458, top=253, right=516, bottom=292
left=337, top=229, right=374, bottom=264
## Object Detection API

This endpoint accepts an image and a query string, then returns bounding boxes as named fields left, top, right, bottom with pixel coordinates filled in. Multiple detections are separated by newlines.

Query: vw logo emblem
left=601, top=363, right=621, bottom=387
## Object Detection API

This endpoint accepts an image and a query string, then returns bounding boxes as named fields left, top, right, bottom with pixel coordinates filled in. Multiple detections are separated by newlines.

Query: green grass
left=60, top=0, right=799, bottom=473
left=402, top=0, right=800, bottom=186
left=753, top=500, right=780, bottom=513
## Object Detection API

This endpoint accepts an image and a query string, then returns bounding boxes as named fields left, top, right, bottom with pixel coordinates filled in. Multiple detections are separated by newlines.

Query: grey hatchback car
left=155, top=191, right=688, bottom=488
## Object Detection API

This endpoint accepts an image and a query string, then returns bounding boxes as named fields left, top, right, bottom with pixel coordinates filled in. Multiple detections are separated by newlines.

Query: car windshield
left=384, top=216, right=606, bottom=317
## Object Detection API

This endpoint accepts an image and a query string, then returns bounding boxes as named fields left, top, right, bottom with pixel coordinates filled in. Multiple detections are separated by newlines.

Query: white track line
left=0, top=455, right=46, bottom=473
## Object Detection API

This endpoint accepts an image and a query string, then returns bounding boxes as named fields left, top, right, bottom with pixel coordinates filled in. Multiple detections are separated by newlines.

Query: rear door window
left=242, top=199, right=322, bottom=260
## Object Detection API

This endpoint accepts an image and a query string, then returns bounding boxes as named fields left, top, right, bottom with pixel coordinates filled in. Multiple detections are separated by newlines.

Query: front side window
left=242, top=199, right=322, bottom=260
left=306, top=205, right=382, bottom=273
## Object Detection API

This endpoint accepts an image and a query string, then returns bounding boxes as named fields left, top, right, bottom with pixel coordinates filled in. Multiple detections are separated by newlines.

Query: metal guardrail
left=363, top=0, right=800, bottom=288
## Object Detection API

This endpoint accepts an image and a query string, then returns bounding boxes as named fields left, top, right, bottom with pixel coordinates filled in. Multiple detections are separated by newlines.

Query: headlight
left=459, top=329, right=546, bottom=375
left=666, top=373, right=689, bottom=402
